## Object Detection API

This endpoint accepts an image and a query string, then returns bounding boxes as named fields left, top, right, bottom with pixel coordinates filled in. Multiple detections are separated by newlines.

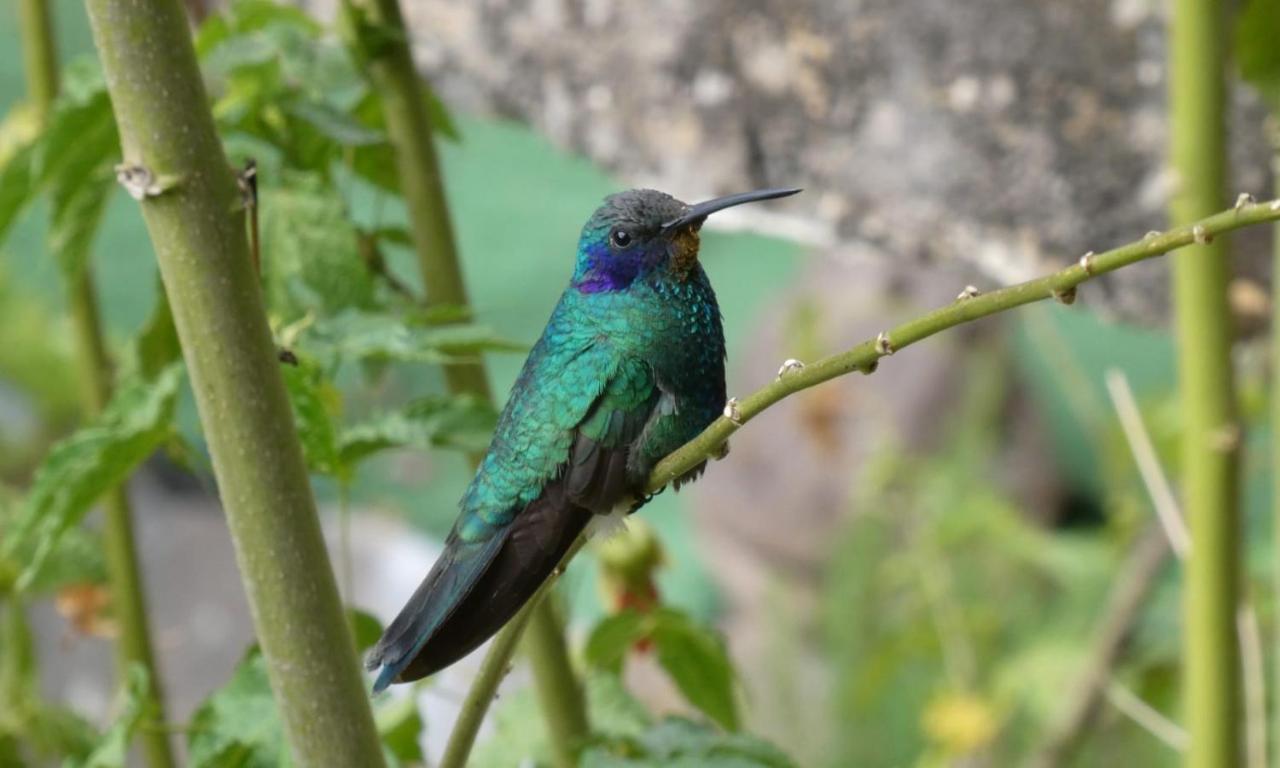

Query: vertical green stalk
left=1169, top=1, right=1241, bottom=766
left=17, top=0, right=57, bottom=111
left=1269, top=126, right=1280, bottom=768
left=346, top=0, right=491, bottom=404
left=18, top=2, right=175, bottom=766
left=345, top=0, right=589, bottom=759
left=82, top=0, right=385, bottom=765
left=526, top=595, right=590, bottom=768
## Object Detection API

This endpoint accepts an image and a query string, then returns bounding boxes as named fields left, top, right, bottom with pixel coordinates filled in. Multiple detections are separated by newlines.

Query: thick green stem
left=19, top=3, right=174, bottom=765
left=346, top=0, right=588, bottom=759
left=82, top=1, right=385, bottom=765
left=1168, top=2, right=1241, bottom=767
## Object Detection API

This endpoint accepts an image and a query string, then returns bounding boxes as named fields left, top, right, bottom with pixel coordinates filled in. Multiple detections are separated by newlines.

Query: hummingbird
left=367, top=186, right=801, bottom=692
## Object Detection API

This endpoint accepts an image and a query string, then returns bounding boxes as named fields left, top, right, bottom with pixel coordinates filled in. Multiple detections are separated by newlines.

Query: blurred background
left=1, top=0, right=1277, bottom=766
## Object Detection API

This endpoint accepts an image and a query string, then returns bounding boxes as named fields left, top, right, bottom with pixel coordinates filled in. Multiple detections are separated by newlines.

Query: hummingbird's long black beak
left=661, top=187, right=802, bottom=233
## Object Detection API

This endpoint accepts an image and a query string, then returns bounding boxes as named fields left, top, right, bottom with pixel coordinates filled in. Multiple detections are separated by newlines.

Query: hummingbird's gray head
left=572, top=187, right=800, bottom=293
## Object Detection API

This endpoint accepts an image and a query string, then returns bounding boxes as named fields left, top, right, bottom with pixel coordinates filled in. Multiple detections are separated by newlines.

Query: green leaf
left=48, top=171, right=114, bottom=280
left=259, top=178, right=377, bottom=322
left=581, top=717, right=796, bottom=768
left=0, top=99, right=41, bottom=167
left=650, top=609, right=739, bottom=732
left=10, top=526, right=107, bottom=596
left=348, top=608, right=384, bottom=653
left=68, top=665, right=150, bottom=768
left=585, top=611, right=648, bottom=674
left=4, top=365, right=183, bottom=590
left=187, top=648, right=290, bottom=768
left=422, top=86, right=461, bottom=142
left=300, top=311, right=523, bottom=366
left=281, top=360, right=342, bottom=477
left=0, top=61, right=116, bottom=265
left=374, top=694, right=424, bottom=764
left=286, top=101, right=384, bottom=147
left=348, top=142, right=401, bottom=193
left=1238, top=0, right=1280, bottom=111
left=584, top=672, right=652, bottom=739
left=120, top=287, right=181, bottom=382
left=338, top=394, right=498, bottom=466
left=0, top=126, right=37, bottom=240
left=470, top=686, right=551, bottom=768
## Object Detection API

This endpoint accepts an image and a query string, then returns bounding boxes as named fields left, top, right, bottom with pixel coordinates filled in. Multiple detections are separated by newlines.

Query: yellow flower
left=922, top=690, right=999, bottom=755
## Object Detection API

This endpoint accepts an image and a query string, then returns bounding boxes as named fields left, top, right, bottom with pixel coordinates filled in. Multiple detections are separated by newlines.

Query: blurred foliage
left=1237, top=0, right=1280, bottom=113
left=473, top=673, right=794, bottom=768
left=820, top=345, right=1183, bottom=767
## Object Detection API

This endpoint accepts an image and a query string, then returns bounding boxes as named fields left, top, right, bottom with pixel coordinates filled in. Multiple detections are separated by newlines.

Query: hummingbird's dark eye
left=610, top=228, right=632, bottom=248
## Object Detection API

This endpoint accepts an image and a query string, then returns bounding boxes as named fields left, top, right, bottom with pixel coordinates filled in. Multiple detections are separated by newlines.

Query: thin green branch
left=343, top=0, right=589, bottom=760
left=437, top=200, right=1280, bottom=765
left=1168, top=2, right=1240, bottom=766
left=647, top=202, right=1280, bottom=492
left=439, top=538, right=586, bottom=768
left=81, top=0, right=385, bottom=765
left=18, top=3, right=174, bottom=765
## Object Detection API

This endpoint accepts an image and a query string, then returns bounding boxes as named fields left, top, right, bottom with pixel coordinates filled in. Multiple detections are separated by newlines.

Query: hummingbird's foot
left=627, top=486, right=666, bottom=515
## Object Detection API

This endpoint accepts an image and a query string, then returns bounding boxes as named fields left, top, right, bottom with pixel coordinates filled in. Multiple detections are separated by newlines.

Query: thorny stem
left=1168, top=1, right=1241, bottom=765
left=646, top=202, right=1280, bottom=492
left=437, top=201, right=1280, bottom=766
left=344, top=0, right=589, bottom=760
left=18, top=3, right=175, bottom=766
left=82, top=0, right=386, bottom=764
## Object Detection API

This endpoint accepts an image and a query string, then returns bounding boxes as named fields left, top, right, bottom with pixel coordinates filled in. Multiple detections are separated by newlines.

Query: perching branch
left=648, top=200, right=1280, bottom=492
left=439, top=199, right=1280, bottom=764
left=82, top=0, right=385, bottom=765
